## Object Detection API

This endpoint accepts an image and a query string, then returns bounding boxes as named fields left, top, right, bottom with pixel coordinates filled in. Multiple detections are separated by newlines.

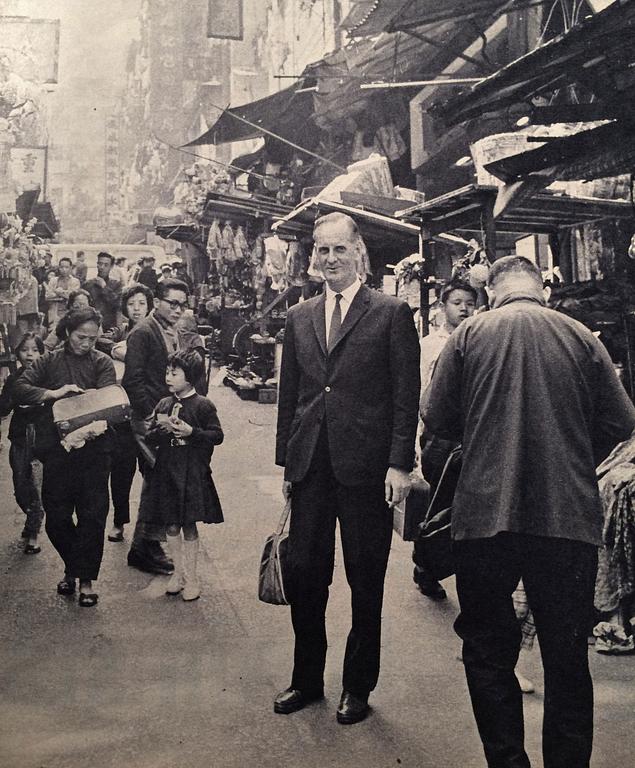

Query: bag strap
left=423, top=446, right=461, bottom=525
left=276, top=498, right=292, bottom=535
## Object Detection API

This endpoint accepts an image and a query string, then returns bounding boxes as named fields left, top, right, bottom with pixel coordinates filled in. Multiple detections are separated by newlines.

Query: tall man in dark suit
left=424, top=256, right=635, bottom=768
left=274, top=212, right=420, bottom=724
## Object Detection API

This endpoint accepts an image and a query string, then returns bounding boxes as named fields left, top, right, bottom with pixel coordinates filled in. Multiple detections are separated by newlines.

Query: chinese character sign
left=10, top=147, right=47, bottom=194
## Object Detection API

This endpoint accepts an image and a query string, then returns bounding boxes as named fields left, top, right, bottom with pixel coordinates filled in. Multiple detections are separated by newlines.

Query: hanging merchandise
left=451, top=239, right=490, bottom=287
left=286, top=241, right=309, bottom=288
left=356, top=238, right=372, bottom=280
left=220, top=222, right=236, bottom=264
left=206, top=219, right=222, bottom=263
left=233, top=225, right=250, bottom=262
left=263, top=235, right=288, bottom=292
left=307, top=245, right=325, bottom=283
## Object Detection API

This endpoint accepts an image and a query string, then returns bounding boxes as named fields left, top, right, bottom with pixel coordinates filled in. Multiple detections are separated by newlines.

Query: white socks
left=182, top=538, right=201, bottom=602
left=165, top=534, right=184, bottom=595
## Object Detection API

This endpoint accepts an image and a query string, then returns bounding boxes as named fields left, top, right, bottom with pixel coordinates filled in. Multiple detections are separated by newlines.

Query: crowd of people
left=2, top=218, right=635, bottom=767
left=1, top=248, right=218, bottom=606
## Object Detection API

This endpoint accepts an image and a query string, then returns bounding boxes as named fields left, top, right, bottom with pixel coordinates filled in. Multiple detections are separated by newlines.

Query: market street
left=0, top=384, right=633, bottom=768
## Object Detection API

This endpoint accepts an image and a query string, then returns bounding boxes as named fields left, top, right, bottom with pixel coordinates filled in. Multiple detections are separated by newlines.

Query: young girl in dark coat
left=0, top=333, right=46, bottom=553
left=146, top=350, right=224, bottom=601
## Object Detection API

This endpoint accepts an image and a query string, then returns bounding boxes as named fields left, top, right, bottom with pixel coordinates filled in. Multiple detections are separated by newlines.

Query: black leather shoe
left=336, top=691, right=369, bottom=725
left=414, top=566, right=447, bottom=600
left=127, top=541, right=174, bottom=575
left=273, top=687, right=324, bottom=715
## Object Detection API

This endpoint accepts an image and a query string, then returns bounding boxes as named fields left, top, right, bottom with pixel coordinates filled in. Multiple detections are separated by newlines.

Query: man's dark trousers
left=288, top=426, right=393, bottom=698
left=454, top=533, right=597, bottom=768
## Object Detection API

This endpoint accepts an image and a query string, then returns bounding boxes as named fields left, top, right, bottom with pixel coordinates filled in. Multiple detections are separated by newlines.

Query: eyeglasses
left=161, top=299, right=188, bottom=311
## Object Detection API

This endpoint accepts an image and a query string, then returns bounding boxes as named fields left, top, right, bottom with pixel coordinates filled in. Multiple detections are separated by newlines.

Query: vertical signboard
left=10, top=147, right=48, bottom=196
left=104, top=116, right=120, bottom=216
left=207, top=0, right=244, bottom=40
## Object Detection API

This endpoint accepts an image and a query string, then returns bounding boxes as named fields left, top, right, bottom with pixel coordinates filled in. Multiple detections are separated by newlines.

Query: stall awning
left=155, top=224, right=206, bottom=250
left=341, top=0, right=510, bottom=36
left=272, top=196, right=420, bottom=250
left=434, top=0, right=635, bottom=127
left=200, top=191, right=294, bottom=225
left=184, top=86, right=314, bottom=146
left=484, top=120, right=635, bottom=183
left=306, top=19, right=495, bottom=130
left=397, top=184, right=635, bottom=235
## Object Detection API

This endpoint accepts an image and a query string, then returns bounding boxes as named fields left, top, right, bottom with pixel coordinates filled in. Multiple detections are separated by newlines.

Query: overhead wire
left=152, top=135, right=276, bottom=182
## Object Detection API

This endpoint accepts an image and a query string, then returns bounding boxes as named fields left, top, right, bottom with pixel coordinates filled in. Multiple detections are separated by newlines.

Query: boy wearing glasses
left=122, top=278, right=192, bottom=575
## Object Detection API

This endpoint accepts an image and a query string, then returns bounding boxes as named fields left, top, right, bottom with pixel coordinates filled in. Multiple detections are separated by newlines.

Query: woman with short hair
left=13, top=308, right=116, bottom=607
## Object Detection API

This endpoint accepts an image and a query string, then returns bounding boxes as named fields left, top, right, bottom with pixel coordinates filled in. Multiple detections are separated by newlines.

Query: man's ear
left=485, top=285, right=496, bottom=308
left=153, top=297, right=160, bottom=311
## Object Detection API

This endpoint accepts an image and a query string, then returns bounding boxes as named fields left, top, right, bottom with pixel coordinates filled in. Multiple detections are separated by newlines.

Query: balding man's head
left=486, top=255, right=545, bottom=309
left=313, top=211, right=359, bottom=240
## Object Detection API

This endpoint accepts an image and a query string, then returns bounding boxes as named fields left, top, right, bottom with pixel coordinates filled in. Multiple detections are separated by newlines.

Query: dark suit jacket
left=276, top=284, right=420, bottom=485
left=122, top=315, right=170, bottom=418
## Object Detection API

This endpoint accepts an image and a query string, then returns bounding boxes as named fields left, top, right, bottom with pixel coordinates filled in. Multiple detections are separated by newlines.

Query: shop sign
left=0, top=17, right=60, bottom=83
left=207, top=0, right=243, bottom=40
left=10, top=146, right=47, bottom=194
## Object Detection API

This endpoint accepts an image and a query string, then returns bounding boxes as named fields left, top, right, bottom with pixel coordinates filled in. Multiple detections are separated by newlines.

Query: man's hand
left=282, top=481, right=292, bottom=500
left=93, top=276, right=107, bottom=288
left=384, top=467, right=411, bottom=507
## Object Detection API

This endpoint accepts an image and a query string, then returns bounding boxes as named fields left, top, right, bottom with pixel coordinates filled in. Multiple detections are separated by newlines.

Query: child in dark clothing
left=146, top=350, right=224, bottom=601
left=0, top=333, right=46, bottom=553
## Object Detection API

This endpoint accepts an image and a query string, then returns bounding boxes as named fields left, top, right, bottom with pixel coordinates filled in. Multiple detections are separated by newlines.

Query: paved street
left=1, top=384, right=634, bottom=768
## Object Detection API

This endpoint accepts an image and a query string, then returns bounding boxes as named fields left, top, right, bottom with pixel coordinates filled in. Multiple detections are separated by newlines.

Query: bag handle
left=423, top=446, right=461, bottom=525
left=276, top=498, right=292, bottom=535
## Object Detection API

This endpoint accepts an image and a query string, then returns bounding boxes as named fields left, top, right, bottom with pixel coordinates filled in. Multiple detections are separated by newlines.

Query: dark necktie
left=328, top=293, right=342, bottom=353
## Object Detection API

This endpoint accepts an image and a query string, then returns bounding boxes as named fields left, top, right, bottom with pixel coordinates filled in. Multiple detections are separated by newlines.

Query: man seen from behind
left=424, top=255, right=635, bottom=768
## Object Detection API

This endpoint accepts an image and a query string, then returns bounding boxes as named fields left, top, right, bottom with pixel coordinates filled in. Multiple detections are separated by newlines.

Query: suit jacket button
left=324, top=386, right=331, bottom=392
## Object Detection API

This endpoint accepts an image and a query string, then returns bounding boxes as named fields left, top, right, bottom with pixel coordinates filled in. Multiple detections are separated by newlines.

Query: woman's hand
left=45, top=384, right=85, bottom=401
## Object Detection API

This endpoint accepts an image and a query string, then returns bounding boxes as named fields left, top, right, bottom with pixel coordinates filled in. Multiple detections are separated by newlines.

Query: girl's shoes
left=515, top=671, right=535, bottom=694
left=165, top=534, right=184, bottom=595
left=182, top=539, right=200, bottom=602
left=166, top=571, right=185, bottom=595
left=24, top=541, right=41, bottom=554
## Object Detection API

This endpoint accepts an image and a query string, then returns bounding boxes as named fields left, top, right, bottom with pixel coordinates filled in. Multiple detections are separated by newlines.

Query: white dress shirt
left=324, top=278, right=362, bottom=346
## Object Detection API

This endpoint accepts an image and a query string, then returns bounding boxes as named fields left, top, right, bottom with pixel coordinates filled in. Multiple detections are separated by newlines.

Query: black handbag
left=258, top=499, right=291, bottom=606
left=417, top=446, right=462, bottom=581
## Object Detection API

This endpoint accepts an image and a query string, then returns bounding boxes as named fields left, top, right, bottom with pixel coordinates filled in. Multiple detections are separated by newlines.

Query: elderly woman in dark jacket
left=13, top=308, right=116, bottom=607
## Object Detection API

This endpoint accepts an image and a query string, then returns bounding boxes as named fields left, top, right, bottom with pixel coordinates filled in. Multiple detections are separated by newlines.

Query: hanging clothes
left=220, top=222, right=236, bottom=264
left=233, top=225, right=250, bottom=262
left=206, top=219, right=222, bottom=263
left=263, top=236, right=288, bottom=291
left=286, top=241, right=309, bottom=287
